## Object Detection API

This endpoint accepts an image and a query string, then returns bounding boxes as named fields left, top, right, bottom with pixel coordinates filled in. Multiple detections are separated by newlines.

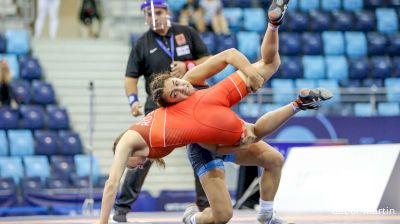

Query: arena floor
left=0, top=211, right=399, bottom=224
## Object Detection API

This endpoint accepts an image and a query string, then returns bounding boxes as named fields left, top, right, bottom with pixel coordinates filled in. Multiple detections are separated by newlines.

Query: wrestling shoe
left=111, top=210, right=128, bottom=223
left=268, top=0, right=290, bottom=25
left=257, top=212, right=294, bottom=224
left=294, top=88, right=333, bottom=110
left=182, top=204, right=199, bottom=224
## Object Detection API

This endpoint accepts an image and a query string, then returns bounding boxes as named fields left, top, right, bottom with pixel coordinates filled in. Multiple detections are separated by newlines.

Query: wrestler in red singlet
left=130, top=72, right=249, bottom=158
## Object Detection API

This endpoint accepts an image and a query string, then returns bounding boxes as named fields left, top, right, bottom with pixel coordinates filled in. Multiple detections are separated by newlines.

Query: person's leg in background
left=34, top=0, right=48, bottom=38
left=112, top=160, right=153, bottom=222
left=48, top=0, right=60, bottom=39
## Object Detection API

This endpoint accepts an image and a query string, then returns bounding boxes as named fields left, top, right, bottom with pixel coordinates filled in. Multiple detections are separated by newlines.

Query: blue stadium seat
left=332, top=11, right=353, bottom=31
left=262, top=103, right=284, bottom=114
left=19, top=56, right=42, bottom=80
left=97, top=175, right=108, bottom=188
left=325, top=56, right=348, bottom=80
left=343, top=0, right=363, bottom=11
left=8, top=129, right=34, bottom=156
left=387, top=34, right=400, bottom=56
left=295, top=79, right=317, bottom=90
left=239, top=102, right=261, bottom=117
left=354, top=10, right=376, bottom=31
left=0, top=177, right=16, bottom=193
left=299, top=0, right=319, bottom=12
left=0, top=130, right=8, bottom=156
left=4, top=30, right=30, bottom=55
left=302, top=32, right=323, bottom=55
left=74, top=155, right=100, bottom=182
left=216, top=33, right=237, bottom=52
left=0, top=54, right=19, bottom=79
left=378, top=102, right=400, bottom=116
left=243, top=8, right=266, bottom=33
left=223, top=8, right=243, bottom=32
left=221, top=0, right=231, bottom=7
left=339, top=79, right=361, bottom=88
left=31, top=81, right=56, bottom=105
left=376, top=8, right=398, bottom=34
left=345, top=32, right=368, bottom=58
left=236, top=31, right=260, bottom=62
left=166, top=0, right=186, bottom=12
left=0, top=34, right=6, bottom=53
left=58, top=131, right=82, bottom=155
left=0, top=157, right=23, bottom=185
left=271, top=79, right=295, bottom=103
left=384, top=78, right=400, bottom=102
left=288, top=0, right=299, bottom=10
left=200, top=32, right=217, bottom=54
left=288, top=11, right=308, bottom=32
left=50, top=156, right=75, bottom=178
left=0, top=107, right=19, bottom=129
left=362, top=78, right=384, bottom=88
left=367, top=32, right=387, bottom=55
left=388, top=0, right=400, bottom=6
left=280, top=33, right=301, bottom=55
left=322, top=31, right=345, bottom=55
left=22, top=156, right=50, bottom=183
left=309, top=10, right=331, bottom=31
left=370, top=56, right=392, bottom=79
left=46, top=176, right=70, bottom=189
left=20, top=105, right=46, bottom=130
left=234, top=0, right=252, bottom=8
left=365, top=0, right=384, bottom=9
left=321, top=0, right=341, bottom=11
left=393, top=57, right=400, bottom=77
left=354, top=103, right=374, bottom=116
left=47, top=106, right=70, bottom=130
left=34, top=130, right=59, bottom=155
left=317, top=79, right=340, bottom=102
left=10, top=80, right=31, bottom=104
left=22, top=176, right=43, bottom=192
left=71, top=176, right=91, bottom=188
left=280, top=56, right=303, bottom=79
left=302, top=56, right=325, bottom=79
left=349, top=58, right=370, bottom=79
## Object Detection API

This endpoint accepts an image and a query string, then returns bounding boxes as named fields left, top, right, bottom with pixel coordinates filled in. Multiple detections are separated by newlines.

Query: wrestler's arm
left=99, top=131, right=145, bottom=224
left=183, top=48, right=258, bottom=86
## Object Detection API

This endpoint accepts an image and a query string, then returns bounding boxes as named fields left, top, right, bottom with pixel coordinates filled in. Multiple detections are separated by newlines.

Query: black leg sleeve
left=113, top=160, right=154, bottom=213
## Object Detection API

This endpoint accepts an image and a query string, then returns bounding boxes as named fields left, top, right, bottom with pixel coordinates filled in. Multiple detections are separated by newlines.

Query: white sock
left=259, top=199, right=274, bottom=214
left=190, top=213, right=197, bottom=224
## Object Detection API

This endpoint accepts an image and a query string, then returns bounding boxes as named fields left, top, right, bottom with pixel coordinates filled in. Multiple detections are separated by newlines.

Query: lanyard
left=155, top=35, right=174, bottom=62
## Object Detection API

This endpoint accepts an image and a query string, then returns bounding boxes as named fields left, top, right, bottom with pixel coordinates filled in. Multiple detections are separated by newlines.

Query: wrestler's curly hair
left=149, top=72, right=175, bottom=107
left=112, top=131, right=165, bottom=168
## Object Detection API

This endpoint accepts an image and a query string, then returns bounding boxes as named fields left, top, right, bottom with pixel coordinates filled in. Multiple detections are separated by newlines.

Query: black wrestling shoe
left=268, top=0, right=290, bottom=25
left=112, top=210, right=128, bottom=223
left=294, top=88, right=333, bottom=110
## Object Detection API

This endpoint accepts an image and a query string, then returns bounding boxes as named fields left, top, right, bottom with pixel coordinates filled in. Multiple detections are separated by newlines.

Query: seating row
left=0, top=54, right=42, bottom=80
left=0, top=155, right=100, bottom=185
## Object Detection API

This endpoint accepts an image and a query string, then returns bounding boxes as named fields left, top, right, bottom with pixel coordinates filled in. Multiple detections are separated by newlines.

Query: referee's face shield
left=141, top=1, right=171, bottom=31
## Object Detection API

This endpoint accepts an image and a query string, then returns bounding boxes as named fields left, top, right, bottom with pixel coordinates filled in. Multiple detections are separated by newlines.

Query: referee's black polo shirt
left=125, top=23, right=209, bottom=113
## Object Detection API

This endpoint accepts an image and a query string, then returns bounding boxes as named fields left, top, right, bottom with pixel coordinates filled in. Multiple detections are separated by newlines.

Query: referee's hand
left=170, top=61, right=187, bottom=78
left=130, top=101, right=143, bottom=117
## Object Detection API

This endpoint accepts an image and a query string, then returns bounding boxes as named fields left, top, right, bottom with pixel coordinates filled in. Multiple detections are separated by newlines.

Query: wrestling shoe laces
left=294, top=88, right=333, bottom=110
left=268, top=0, right=290, bottom=25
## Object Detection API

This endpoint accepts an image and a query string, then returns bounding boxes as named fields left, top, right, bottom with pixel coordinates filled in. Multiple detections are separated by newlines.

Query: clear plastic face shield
left=142, top=1, right=171, bottom=31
